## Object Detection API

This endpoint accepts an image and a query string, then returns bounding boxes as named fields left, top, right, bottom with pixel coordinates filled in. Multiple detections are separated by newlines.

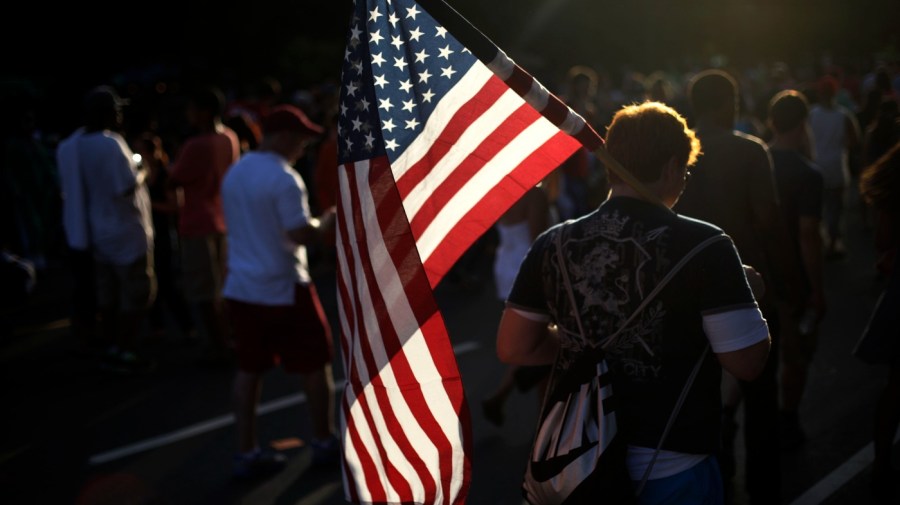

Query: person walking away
left=497, top=101, right=771, bottom=503
left=221, top=105, right=339, bottom=478
left=673, top=69, right=804, bottom=504
left=855, top=140, right=900, bottom=503
left=808, top=75, right=862, bottom=260
left=766, top=90, right=828, bottom=449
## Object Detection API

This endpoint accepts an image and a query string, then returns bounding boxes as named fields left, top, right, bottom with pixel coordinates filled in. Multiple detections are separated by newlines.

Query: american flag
left=335, top=1, right=602, bottom=503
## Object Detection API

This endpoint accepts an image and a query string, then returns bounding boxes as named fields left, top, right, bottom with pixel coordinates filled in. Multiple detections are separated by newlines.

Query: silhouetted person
left=56, top=85, right=157, bottom=374
left=674, top=69, right=802, bottom=505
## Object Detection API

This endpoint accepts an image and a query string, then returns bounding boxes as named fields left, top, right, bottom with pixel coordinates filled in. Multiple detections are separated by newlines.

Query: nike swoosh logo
left=528, top=440, right=599, bottom=481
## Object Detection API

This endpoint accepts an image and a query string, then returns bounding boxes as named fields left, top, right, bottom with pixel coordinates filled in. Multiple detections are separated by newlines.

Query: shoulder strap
left=553, top=226, right=730, bottom=496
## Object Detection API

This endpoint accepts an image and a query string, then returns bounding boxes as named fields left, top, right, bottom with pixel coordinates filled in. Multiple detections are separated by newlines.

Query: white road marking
left=788, top=430, right=900, bottom=504
left=88, top=341, right=482, bottom=465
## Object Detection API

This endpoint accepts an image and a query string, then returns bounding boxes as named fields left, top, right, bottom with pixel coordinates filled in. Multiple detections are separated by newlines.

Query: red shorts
left=226, top=283, right=333, bottom=374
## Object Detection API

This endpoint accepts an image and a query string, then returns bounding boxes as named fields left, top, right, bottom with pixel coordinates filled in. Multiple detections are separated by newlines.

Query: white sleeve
left=703, top=307, right=770, bottom=353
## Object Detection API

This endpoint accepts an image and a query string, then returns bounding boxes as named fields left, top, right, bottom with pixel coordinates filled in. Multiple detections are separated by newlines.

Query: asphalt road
left=1, top=189, right=896, bottom=505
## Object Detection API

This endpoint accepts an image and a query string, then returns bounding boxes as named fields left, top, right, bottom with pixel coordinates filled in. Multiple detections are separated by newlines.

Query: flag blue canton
left=338, top=0, right=477, bottom=165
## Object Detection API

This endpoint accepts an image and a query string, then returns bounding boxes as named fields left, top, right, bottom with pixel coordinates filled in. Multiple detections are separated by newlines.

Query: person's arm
left=716, top=337, right=770, bottom=381
left=285, top=207, right=336, bottom=246
left=496, top=308, right=558, bottom=366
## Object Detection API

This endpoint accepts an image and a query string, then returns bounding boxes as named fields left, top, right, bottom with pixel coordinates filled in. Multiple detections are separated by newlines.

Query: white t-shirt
left=221, top=151, right=312, bottom=306
left=57, top=128, right=90, bottom=251
left=57, top=129, right=153, bottom=264
left=809, top=104, right=853, bottom=189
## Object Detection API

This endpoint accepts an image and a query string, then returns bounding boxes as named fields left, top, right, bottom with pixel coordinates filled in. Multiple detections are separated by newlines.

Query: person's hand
left=317, top=206, right=337, bottom=233
left=743, top=264, right=765, bottom=300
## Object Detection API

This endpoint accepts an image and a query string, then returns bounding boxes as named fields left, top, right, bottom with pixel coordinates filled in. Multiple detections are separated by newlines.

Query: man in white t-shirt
left=56, top=85, right=156, bottom=374
left=808, top=75, right=861, bottom=259
left=221, top=104, right=339, bottom=479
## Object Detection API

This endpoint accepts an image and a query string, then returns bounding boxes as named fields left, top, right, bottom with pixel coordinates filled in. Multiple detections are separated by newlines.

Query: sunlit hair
left=768, top=90, right=809, bottom=134
left=689, top=69, right=737, bottom=117
left=859, top=140, right=900, bottom=212
left=603, top=101, right=701, bottom=184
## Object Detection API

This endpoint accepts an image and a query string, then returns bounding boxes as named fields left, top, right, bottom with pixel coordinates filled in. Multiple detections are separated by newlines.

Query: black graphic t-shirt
left=507, top=196, right=759, bottom=453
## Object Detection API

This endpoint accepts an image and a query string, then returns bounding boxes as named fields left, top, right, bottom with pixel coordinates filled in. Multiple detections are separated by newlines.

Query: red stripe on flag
left=395, top=75, right=509, bottom=200
left=407, top=103, right=541, bottom=239
left=338, top=158, right=469, bottom=504
left=423, top=129, right=582, bottom=285
left=341, top=161, right=421, bottom=502
left=367, top=161, right=472, bottom=504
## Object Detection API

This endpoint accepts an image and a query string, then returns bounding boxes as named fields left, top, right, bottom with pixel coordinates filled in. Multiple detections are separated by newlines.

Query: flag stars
left=351, top=59, right=364, bottom=75
left=421, top=89, right=435, bottom=103
left=399, top=79, right=413, bottom=93
left=364, top=132, right=375, bottom=149
left=414, top=49, right=429, bottom=63
left=436, top=25, right=447, bottom=38
left=406, top=4, right=420, bottom=20
left=340, top=103, right=348, bottom=115
left=344, top=136, right=354, bottom=151
left=351, top=117, right=363, bottom=131
left=374, top=74, right=388, bottom=89
left=385, top=138, right=399, bottom=151
left=391, top=35, right=403, bottom=50
left=388, top=12, right=399, bottom=27
left=393, top=56, right=408, bottom=71
left=441, top=66, right=457, bottom=79
left=418, top=69, right=432, bottom=84
left=345, top=80, right=359, bottom=96
left=408, top=26, right=424, bottom=42
left=438, top=45, right=454, bottom=59
left=379, top=97, right=394, bottom=112
left=356, top=97, right=371, bottom=111
left=402, top=99, right=416, bottom=112
left=371, top=52, right=386, bottom=67
left=383, top=118, right=397, bottom=133
left=350, top=25, right=362, bottom=42
left=405, top=118, right=420, bottom=130
left=369, top=29, right=384, bottom=45
left=368, top=7, right=382, bottom=22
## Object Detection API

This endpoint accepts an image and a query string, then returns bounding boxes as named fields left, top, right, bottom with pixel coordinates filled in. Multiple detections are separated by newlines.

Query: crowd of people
left=1, top=52, right=899, bottom=502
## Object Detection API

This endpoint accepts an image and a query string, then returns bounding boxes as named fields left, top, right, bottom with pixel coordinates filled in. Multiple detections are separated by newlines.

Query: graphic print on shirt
left=550, top=209, right=671, bottom=382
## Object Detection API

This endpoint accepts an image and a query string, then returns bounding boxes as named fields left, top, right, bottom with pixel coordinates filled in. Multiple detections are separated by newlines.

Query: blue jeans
left=636, top=456, right=724, bottom=505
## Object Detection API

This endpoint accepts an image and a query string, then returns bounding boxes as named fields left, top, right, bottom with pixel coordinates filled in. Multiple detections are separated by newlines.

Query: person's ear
left=662, top=156, right=680, bottom=183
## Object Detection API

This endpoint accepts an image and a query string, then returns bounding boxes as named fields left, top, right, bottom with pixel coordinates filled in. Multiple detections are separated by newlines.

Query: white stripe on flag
left=403, top=87, right=524, bottom=221
left=339, top=160, right=463, bottom=502
left=416, top=115, right=563, bottom=263
left=391, top=64, right=494, bottom=178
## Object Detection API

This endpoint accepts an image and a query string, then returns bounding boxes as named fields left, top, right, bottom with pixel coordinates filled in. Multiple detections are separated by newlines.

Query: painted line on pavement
left=88, top=340, right=482, bottom=466
left=789, top=430, right=900, bottom=505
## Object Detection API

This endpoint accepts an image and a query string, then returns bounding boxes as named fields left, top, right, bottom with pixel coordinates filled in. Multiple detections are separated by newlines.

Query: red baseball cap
left=262, top=104, right=324, bottom=137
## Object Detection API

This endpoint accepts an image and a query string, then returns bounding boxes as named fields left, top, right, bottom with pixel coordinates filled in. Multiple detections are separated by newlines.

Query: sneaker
left=100, top=347, right=156, bottom=375
left=232, top=448, right=287, bottom=479
left=310, top=435, right=341, bottom=469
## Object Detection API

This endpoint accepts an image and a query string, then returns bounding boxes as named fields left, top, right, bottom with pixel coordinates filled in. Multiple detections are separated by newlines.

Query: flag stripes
left=336, top=1, right=604, bottom=503
left=336, top=157, right=468, bottom=504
